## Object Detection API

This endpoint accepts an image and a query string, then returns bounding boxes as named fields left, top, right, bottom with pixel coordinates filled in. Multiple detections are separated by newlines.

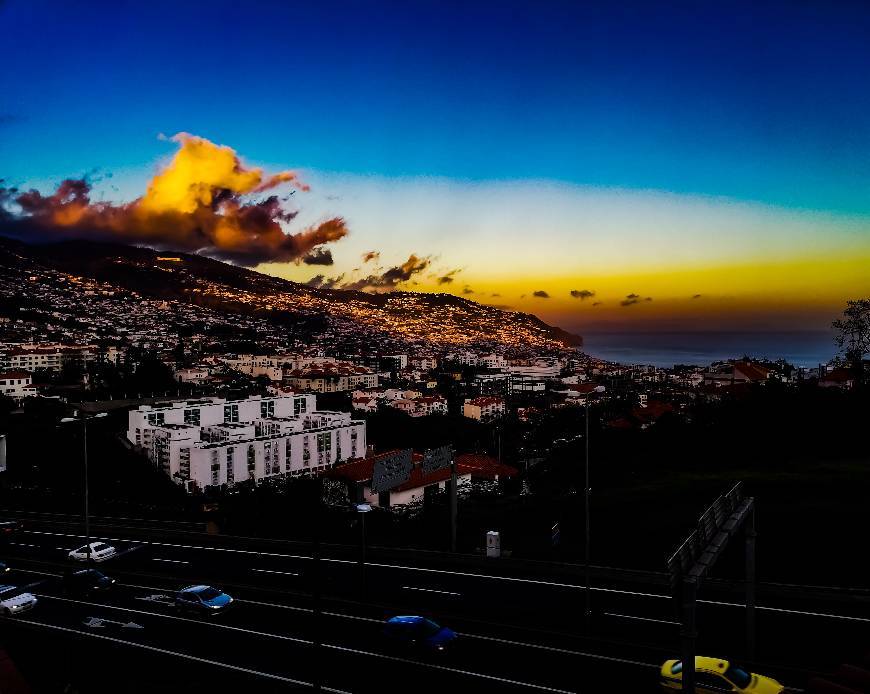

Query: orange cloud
left=1, top=133, right=345, bottom=266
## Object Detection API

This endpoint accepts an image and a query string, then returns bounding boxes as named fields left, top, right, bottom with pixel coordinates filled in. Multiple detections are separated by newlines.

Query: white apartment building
left=0, top=344, right=103, bottom=372
left=410, top=356, right=438, bottom=370
left=0, top=371, right=36, bottom=400
left=463, top=396, right=506, bottom=422
left=284, top=364, right=378, bottom=393
left=128, top=394, right=366, bottom=492
left=446, top=350, right=478, bottom=366
left=174, top=367, right=211, bottom=383
left=479, top=354, right=507, bottom=369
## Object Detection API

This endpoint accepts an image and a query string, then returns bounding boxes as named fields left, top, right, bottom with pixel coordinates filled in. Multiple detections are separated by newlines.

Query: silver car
left=0, top=586, right=38, bottom=617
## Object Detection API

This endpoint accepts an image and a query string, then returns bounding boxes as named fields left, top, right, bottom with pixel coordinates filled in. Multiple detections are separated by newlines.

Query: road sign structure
left=667, top=481, right=756, bottom=694
left=370, top=449, right=413, bottom=493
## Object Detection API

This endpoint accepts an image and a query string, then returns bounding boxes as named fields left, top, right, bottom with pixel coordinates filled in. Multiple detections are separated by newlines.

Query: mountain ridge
left=0, top=235, right=582, bottom=350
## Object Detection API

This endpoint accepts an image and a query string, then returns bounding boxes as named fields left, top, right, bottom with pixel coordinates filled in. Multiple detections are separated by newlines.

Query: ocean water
left=580, top=331, right=836, bottom=368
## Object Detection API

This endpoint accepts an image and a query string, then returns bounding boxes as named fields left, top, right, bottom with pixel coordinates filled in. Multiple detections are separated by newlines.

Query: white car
left=68, top=541, right=118, bottom=563
left=0, top=586, right=38, bottom=616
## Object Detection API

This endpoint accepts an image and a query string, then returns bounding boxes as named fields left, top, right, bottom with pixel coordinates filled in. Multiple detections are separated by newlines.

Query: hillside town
left=0, top=246, right=859, bottom=508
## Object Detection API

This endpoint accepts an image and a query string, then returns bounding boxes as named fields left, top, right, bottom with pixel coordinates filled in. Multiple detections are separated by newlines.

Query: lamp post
left=355, top=502, right=372, bottom=598
left=583, top=401, right=591, bottom=619
left=60, top=411, right=107, bottom=563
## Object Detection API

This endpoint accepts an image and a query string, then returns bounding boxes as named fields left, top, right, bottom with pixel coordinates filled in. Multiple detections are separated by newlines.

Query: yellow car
left=660, top=656, right=784, bottom=693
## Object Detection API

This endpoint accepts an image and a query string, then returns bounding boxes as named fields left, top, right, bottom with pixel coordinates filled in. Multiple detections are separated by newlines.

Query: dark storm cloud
left=570, top=289, right=595, bottom=300
left=620, top=293, right=652, bottom=306
left=343, top=254, right=431, bottom=292
left=533, top=290, right=550, bottom=298
left=437, top=268, right=461, bottom=285
left=302, top=248, right=334, bottom=265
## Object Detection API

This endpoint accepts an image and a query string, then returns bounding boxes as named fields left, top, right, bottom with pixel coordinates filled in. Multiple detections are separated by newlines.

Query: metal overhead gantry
left=667, top=482, right=757, bottom=694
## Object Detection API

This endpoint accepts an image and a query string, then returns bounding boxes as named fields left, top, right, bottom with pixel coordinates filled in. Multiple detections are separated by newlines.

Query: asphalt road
left=1, top=519, right=867, bottom=693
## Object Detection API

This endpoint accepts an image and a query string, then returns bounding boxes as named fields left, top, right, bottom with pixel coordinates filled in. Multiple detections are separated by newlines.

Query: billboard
left=370, top=449, right=413, bottom=493
left=421, top=445, right=453, bottom=475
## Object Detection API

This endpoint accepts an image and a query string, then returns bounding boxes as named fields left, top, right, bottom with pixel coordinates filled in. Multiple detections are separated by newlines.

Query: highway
left=1, top=515, right=868, bottom=692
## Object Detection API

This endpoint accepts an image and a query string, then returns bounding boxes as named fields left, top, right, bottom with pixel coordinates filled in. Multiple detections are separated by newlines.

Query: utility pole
left=60, top=411, right=107, bottom=565
left=449, top=454, right=457, bottom=553
left=745, top=507, right=757, bottom=661
left=680, top=577, right=699, bottom=694
left=584, top=402, right=591, bottom=618
left=311, top=478, right=323, bottom=692
left=83, top=415, right=90, bottom=562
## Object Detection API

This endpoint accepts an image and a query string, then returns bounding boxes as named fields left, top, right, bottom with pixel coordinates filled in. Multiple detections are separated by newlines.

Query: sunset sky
left=2, top=0, right=870, bottom=336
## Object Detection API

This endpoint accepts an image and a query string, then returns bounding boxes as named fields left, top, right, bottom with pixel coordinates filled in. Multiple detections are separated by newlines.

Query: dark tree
left=833, top=299, right=870, bottom=384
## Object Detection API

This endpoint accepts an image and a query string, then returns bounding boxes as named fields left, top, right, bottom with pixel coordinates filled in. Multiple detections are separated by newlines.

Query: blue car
left=383, top=616, right=457, bottom=652
left=175, top=585, right=233, bottom=616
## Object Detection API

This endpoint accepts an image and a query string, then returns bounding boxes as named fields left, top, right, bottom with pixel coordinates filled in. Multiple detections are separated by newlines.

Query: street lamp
left=355, top=502, right=372, bottom=598
left=583, top=401, right=591, bottom=619
left=60, top=411, right=107, bottom=563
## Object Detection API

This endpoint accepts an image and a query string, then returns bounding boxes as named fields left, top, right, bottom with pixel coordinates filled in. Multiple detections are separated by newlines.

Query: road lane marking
left=251, top=568, right=299, bottom=577
left=457, top=631, right=661, bottom=668
left=22, top=530, right=870, bottom=623
left=28, top=593, right=583, bottom=692
left=324, top=643, right=579, bottom=693
left=6, top=568, right=61, bottom=578
left=6, top=620, right=350, bottom=694
left=36, top=594, right=310, bottom=644
left=401, top=586, right=462, bottom=597
left=696, top=600, right=870, bottom=623
left=603, top=611, right=680, bottom=626
left=151, top=558, right=189, bottom=565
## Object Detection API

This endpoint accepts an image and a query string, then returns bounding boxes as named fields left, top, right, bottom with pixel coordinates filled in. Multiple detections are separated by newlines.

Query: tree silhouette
left=833, top=299, right=870, bottom=385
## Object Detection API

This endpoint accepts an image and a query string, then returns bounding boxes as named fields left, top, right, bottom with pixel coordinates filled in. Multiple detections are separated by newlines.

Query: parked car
left=382, top=616, right=457, bottom=653
left=0, top=586, right=38, bottom=617
left=68, top=542, right=118, bottom=563
left=660, top=657, right=784, bottom=693
left=63, top=569, right=115, bottom=597
left=175, top=585, right=233, bottom=616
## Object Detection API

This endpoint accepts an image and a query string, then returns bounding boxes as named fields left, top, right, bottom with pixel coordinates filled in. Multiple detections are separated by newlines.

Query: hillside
left=0, top=236, right=582, bottom=351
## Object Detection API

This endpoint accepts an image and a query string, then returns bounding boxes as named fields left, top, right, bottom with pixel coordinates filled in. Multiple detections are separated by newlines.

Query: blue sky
left=3, top=0, right=870, bottom=212
left=2, top=0, right=870, bottom=333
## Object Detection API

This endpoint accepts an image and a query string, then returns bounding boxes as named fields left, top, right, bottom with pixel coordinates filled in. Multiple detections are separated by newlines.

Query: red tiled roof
left=325, top=450, right=517, bottom=490
left=0, top=371, right=32, bottom=379
left=821, top=368, right=854, bottom=383
left=466, top=396, right=504, bottom=407
left=733, top=361, right=770, bottom=381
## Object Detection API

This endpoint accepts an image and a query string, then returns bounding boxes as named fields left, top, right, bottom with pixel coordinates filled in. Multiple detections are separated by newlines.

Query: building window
left=147, top=412, right=165, bottom=426
left=263, top=441, right=273, bottom=476
left=224, top=404, right=239, bottom=423
left=302, top=437, right=310, bottom=466
left=247, top=444, right=256, bottom=476
left=260, top=400, right=275, bottom=418
left=294, top=397, right=307, bottom=416
left=226, top=447, right=234, bottom=484
left=210, top=450, right=220, bottom=486
left=317, top=432, right=332, bottom=465
left=184, top=408, right=200, bottom=425
left=268, top=441, right=280, bottom=474
left=284, top=438, right=292, bottom=469
left=179, top=448, right=190, bottom=480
